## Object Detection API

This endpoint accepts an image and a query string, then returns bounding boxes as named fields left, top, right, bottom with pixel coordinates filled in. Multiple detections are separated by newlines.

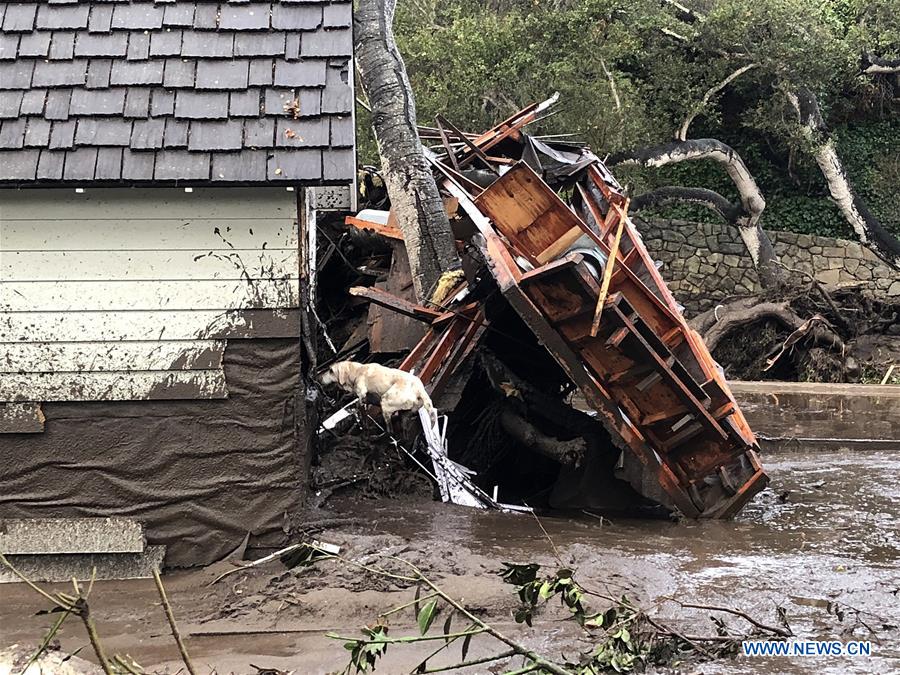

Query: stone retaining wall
left=635, top=217, right=898, bottom=316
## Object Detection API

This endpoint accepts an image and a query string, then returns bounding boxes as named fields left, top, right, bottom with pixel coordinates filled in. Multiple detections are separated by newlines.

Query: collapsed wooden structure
left=350, top=97, right=768, bottom=518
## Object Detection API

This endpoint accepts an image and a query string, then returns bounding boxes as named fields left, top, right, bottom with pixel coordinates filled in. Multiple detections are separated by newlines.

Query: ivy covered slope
left=357, top=0, right=899, bottom=240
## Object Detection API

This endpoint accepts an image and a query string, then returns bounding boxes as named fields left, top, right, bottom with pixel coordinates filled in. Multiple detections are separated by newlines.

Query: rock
left=816, top=269, right=841, bottom=285
left=778, top=231, right=798, bottom=244
left=845, top=258, right=860, bottom=274
left=888, top=281, right=900, bottom=297
left=823, top=246, right=845, bottom=258
left=719, top=242, right=745, bottom=255
left=661, top=230, right=686, bottom=243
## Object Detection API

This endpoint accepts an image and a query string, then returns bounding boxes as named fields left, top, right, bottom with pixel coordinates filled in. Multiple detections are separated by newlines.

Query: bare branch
left=610, top=139, right=782, bottom=286
left=153, top=570, right=197, bottom=675
left=861, top=51, right=900, bottom=75
left=631, top=186, right=742, bottom=223
left=677, top=63, right=758, bottom=141
left=599, top=56, right=622, bottom=113
left=662, top=0, right=705, bottom=24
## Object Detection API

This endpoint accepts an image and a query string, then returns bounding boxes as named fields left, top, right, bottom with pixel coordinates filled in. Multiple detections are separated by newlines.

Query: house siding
left=0, top=187, right=300, bottom=403
left=0, top=186, right=309, bottom=566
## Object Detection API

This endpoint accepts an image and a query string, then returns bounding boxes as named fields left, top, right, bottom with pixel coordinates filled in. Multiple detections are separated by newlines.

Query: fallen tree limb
left=500, top=408, right=586, bottom=466
left=677, top=601, right=792, bottom=638
left=699, top=301, right=844, bottom=353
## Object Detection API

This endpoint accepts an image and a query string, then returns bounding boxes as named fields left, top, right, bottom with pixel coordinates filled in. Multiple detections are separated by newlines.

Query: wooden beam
left=349, top=286, right=442, bottom=322
left=344, top=215, right=404, bottom=240
left=590, top=198, right=629, bottom=336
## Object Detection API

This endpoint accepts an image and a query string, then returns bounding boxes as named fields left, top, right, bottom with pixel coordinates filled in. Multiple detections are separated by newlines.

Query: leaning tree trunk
left=611, top=139, right=783, bottom=288
left=354, top=0, right=458, bottom=301
left=787, top=88, right=900, bottom=270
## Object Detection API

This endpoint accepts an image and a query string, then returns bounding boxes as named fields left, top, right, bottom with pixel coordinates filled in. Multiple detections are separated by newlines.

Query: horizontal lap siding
left=0, top=187, right=300, bottom=403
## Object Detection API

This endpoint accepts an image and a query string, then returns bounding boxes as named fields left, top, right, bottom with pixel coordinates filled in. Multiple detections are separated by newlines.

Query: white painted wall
left=0, top=187, right=300, bottom=403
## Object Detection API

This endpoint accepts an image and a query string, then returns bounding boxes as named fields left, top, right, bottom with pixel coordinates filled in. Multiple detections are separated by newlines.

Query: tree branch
left=677, top=63, right=757, bottom=141
left=631, top=186, right=743, bottom=223
left=661, top=0, right=704, bottom=24
left=786, top=88, right=900, bottom=269
left=861, top=51, right=900, bottom=75
left=610, top=139, right=781, bottom=286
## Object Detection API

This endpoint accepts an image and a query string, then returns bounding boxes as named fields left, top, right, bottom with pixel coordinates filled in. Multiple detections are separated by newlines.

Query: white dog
left=320, top=361, right=437, bottom=432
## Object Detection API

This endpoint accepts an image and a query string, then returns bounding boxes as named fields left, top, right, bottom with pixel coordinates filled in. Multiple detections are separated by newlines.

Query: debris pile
left=327, top=96, right=768, bottom=519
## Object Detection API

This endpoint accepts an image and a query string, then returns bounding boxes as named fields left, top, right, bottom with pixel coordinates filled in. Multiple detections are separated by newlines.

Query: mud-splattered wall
left=0, top=187, right=309, bottom=566
left=635, top=217, right=898, bottom=316
left=1, top=187, right=300, bottom=417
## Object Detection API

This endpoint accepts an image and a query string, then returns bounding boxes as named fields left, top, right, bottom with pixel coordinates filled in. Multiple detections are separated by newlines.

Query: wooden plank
left=1, top=249, right=298, bottom=281
left=610, top=304, right=728, bottom=441
left=0, top=279, right=300, bottom=312
left=534, top=225, right=584, bottom=264
left=345, top=216, right=403, bottom=241
left=0, top=187, right=297, bottom=220
left=475, top=162, right=586, bottom=260
left=519, top=253, right=583, bottom=285
left=0, top=309, right=300, bottom=342
left=1, top=218, right=298, bottom=251
left=590, top=199, right=629, bottom=336
left=349, top=286, right=442, bottom=322
left=0, top=402, right=44, bottom=433
left=0, top=370, right=227, bottom=402
left=1, top=340, right=225, bottom=373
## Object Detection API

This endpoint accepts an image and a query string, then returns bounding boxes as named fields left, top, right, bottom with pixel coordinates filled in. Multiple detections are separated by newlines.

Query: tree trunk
left=612, top=140, right=782, bottom=287
left=354, top=0, right=458, bottom=301
left=787, top=88, right=900, bottom=270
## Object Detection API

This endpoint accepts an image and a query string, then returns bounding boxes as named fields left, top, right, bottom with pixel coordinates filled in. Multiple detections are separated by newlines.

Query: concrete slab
left=0, top=517, right=144, bottom=555
left=731, top=380, right=900, bottom=449
left=0, top=545, right=165, bottom=583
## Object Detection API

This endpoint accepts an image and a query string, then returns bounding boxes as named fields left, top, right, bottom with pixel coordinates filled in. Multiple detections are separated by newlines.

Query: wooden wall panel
left=0, top=187, right=301, bottom=406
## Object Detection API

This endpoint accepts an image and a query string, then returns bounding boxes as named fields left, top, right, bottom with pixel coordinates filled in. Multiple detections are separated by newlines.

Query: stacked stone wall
left=635, top=218, right=898, bottom=315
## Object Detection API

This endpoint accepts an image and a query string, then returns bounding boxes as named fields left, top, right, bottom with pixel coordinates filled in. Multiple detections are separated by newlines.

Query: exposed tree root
left=691, top=287, right=899, bottom=383
left=698, top=301, right=844, bottom=353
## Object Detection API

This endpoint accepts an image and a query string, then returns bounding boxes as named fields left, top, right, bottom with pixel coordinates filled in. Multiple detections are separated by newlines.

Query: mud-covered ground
left=2, top=445, right=899, bottom=675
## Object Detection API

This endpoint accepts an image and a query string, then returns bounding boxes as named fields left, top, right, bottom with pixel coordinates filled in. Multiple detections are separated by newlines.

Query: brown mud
left=2, top=443, right=899, bottom=674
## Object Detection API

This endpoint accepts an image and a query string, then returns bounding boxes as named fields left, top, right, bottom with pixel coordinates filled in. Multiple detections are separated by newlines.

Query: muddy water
left=2, top=446, right=899, bottom=674
left=333, top=447, right=900, bottom=674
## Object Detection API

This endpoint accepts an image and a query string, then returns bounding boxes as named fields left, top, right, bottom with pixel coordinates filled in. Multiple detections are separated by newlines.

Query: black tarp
left=0, top=339, right=307, bottom=567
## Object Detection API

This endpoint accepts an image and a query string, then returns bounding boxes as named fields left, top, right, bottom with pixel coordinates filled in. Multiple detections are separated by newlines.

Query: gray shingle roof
left=0, top=1, right=355, bottom=185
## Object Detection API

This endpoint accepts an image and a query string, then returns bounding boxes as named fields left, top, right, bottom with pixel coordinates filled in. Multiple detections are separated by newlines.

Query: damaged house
left=0, top=0, right=355, bottom=568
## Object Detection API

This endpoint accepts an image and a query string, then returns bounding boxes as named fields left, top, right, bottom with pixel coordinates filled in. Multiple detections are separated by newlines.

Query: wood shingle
left=1, top=0, right=354, bottom=184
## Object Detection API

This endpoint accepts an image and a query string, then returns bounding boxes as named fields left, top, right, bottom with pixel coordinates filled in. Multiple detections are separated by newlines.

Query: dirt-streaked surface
left=2, top=446, right=899, bottom=674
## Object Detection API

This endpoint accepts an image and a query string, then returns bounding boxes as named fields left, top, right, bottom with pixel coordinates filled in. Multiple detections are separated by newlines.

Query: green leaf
left=620, top=627, right=631, bottom=644
left=413, top=584, right=421, bottom=619
left=417, top=599, right=438, bottom=635
left=584, top=612, right=604, bottom=628
left=442, top=610, right=454, bottom=642
left=538, top=580, right=554, bottom=600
